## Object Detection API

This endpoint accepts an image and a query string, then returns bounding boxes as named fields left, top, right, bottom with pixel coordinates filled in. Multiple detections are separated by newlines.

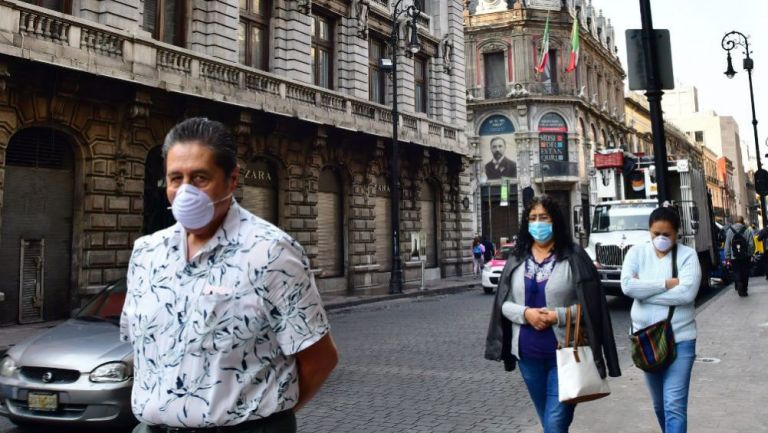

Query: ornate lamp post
left=384, top=0, right=421, bottom=293
left=721, top=30, right=767, bottom=226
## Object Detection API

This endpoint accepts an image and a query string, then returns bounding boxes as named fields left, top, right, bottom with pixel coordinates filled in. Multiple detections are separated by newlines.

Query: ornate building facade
left=0, top=0, right=469, bottom=325
left=464, top=0, right=627, bottom=245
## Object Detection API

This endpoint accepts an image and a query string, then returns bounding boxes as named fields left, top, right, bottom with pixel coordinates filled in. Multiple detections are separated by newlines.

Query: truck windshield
left=592, top=204, right=656, bottom=233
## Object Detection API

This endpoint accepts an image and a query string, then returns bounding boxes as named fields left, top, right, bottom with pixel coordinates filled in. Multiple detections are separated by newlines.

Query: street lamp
left=384, top=0, right=421, bottom=294
left=721, top=30, right=767, bottom=226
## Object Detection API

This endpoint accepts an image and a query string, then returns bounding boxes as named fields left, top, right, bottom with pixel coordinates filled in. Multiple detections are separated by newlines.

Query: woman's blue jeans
left=644, top=339, right=696, bottom=433
left=518, top=357, right=576, bottom=433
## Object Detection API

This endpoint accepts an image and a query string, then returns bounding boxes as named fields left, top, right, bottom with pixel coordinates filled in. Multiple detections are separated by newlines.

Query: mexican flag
left=535, top=15, right=550, bottom=73
left=566, top=15, right=580, bottom=73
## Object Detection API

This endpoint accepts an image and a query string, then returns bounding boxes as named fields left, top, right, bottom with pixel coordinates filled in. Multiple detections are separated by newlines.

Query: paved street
left=1, top=282, right=732, bottom=433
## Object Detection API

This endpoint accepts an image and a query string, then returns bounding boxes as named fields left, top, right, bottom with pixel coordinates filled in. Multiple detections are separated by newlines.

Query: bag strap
left=564, top=307, right=572, bottom=348
left=668, top=245, right=677, bottom=320
left=572, top=304, right=583, bottom=349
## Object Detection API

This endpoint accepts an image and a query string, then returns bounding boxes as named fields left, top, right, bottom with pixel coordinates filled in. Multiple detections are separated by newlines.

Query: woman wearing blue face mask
left=620, top=207, right=701, bottom=433
left=485, top=196, right=621, bottom=433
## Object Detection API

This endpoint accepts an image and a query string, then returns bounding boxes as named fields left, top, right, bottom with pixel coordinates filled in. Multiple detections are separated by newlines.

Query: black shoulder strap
left=668, top=245, right=677, bottom=321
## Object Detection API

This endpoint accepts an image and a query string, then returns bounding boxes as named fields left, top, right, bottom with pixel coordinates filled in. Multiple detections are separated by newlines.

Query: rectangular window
left=695, top=131, right=704, bottom=143
left=483, top=52, right=506, bottom=99
left=22, top=0, right=71, bottom=12
left=414, top=57, right=428, bottom=113
left=239, top=0, right=270, bottom=70
left=311, top=14, right=334, bottom=89
left=143, top=0, right=185, bottom=46
left=369, top=38, right=388, bottom=104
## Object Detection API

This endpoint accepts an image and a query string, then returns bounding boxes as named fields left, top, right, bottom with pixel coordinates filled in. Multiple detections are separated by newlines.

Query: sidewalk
left=0, top=274, right=483, bottom=356
left=546, top=277, right=768, bottom=433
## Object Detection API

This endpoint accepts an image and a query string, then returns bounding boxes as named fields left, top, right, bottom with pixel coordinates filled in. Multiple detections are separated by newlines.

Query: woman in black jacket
left=484, top=195, right=620, bottom=432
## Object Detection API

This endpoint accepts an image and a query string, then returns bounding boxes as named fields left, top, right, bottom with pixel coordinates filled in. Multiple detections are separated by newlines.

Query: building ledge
left=0, top=0, right=468, bottom=155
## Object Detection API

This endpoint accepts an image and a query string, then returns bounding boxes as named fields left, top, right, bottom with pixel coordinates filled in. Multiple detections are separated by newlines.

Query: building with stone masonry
left=464, top=0, right=628, bottom=246
left=0, top=0, right=469, bottom=325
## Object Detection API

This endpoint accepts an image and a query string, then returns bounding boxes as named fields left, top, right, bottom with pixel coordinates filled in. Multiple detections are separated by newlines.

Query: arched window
left=420, top=181, right=439, bottom=269
left=1, top=128, right=75, bottom=324
left=317, top=168, right=344, bottom=277
left=241, top=158, right=278, bottom=224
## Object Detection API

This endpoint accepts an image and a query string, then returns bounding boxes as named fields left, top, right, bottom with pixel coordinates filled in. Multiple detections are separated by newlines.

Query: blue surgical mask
left=528, top=222, right=554, bottom=243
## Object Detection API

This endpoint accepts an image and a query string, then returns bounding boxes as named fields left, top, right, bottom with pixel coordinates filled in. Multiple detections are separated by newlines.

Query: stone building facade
left=465, top=0, right=628, bottom=245
left=0, top=0, right=469, bottom=325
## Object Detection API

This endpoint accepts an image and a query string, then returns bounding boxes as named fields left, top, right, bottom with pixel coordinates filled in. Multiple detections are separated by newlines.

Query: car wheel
left=483, top=286, right=494, bottom=295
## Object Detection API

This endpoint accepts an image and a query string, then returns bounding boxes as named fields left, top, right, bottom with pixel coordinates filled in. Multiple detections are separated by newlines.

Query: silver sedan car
left=0, top=279, right=136, bottom=428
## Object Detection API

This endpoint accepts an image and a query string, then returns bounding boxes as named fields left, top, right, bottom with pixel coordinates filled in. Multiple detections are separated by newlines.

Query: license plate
left=28, top=392, right=58, bottom=411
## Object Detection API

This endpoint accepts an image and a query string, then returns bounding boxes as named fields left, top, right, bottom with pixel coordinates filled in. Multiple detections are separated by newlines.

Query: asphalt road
left=0, top=282, right=727, bottom=433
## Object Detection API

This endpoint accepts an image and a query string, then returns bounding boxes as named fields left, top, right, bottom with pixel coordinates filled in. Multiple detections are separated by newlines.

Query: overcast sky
left=596, top=0, right=768, bottom=170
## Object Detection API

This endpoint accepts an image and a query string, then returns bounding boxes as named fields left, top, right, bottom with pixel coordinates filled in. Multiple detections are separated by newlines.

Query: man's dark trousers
left=732, top=258, right=751, bottom=296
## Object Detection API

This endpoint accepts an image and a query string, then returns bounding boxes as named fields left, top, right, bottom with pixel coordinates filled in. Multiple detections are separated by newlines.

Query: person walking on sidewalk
left=620, top=207, right=701, bottom=433
left=725, top=216, right=754, bottom=297
left=120, top=118, right=338, bottom=433
left=757, top=225, right=768, bottom=279
left=482, top=236, right=496, bottom=264
left=472, top=236, right=486, bottom=276
left=485, top=195, right=620, bottom=433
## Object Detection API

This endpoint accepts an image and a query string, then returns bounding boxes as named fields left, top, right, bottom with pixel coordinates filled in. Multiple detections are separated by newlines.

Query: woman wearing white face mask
left=620, top=207, right=702, bottom=433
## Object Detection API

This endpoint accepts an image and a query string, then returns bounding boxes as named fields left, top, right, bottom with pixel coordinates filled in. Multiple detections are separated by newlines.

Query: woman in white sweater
left=620, top=207, right=701, bottom=433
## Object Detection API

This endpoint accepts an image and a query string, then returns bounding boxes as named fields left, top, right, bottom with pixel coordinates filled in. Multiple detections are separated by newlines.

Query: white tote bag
left=556, top=305, right=611, bottom=404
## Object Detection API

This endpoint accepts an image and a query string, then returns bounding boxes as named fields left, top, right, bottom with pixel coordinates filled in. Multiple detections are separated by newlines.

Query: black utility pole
left=639, top=0, right=670, bottom=206
left=387, top=0, right=421, bottom=294
left=722, top=30, right=767, bottom=227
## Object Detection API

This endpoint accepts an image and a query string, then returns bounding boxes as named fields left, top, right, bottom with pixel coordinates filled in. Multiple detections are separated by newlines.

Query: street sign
left=755, top=169, right=768, bottom=196
left=626, top=29, right=675, bottom=91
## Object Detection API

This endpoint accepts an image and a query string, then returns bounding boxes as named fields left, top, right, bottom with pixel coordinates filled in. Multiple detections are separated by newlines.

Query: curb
left=325, top=281, right=482, bottom=311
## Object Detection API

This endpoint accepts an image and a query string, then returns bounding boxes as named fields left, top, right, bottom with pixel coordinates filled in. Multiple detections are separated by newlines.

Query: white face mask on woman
left=169, top=183, right=232, bottom=230
left=652, top=235, right=673, bottom=253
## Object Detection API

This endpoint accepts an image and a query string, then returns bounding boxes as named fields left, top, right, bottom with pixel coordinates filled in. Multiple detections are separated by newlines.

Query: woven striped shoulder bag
left=629, top=245, right=678, bottom=373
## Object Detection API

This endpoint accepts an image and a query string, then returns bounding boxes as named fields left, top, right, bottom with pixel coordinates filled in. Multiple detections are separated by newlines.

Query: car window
left=76, top=279, right=127, bottom=323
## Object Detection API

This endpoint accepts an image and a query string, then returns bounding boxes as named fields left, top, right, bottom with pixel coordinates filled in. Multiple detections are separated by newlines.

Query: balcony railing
left=534, top=161, right=579, bottom=179
left=1, top=1, right=465, bottom=153
left=471, top=82, right=579, bottom=101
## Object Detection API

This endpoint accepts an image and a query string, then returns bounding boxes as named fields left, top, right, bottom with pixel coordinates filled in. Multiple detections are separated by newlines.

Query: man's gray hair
left=162, top=117, right=237, bottom=176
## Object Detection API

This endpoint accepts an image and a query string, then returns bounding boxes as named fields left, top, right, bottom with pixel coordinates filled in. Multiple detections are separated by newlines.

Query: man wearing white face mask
left=620, top=207, right=701, bottom=433
left=120, top=118, right=338, bottom=433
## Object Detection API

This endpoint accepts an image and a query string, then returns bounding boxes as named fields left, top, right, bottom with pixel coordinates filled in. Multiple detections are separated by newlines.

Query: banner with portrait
left=479, top=114, right=517, bottom=185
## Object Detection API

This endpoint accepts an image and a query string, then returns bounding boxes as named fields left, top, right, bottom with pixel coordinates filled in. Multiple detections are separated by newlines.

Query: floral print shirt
left=120, top=201, right=330, bottom=427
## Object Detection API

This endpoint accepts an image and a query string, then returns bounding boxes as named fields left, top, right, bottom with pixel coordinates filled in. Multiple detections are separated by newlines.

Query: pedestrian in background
left=472, top=236, right=486, bottom=276
left=758, top=224, right=768, bottom=279
left=482, top=236, right=496, bottom=264
left=725, top=216, right=754, bottom=297
left=121, top=118, right=338, bottom=433
left=485, top=195, right=620, bottom=433
left=620, top=207, right=701, bottom=433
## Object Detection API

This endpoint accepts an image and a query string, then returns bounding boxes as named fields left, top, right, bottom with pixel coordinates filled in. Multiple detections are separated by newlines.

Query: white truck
left=582, top=150, right=717, bottom=296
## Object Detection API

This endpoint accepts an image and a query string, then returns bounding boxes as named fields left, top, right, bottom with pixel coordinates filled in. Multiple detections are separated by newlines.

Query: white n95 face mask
left=652, top=235, right=673, bottom=253
left=169, top=184, right=231, bottom=230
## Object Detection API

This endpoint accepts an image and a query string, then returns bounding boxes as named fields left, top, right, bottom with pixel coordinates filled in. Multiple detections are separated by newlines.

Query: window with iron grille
left=143, top=0, right=185, bottom=47
left=414, top=56, right=428, bottom=113
left=311, top=14, right=334, bottom=89
left=21, top=0, right=71, bottom=12
left=369, top=37, right=388, bottom=104
left=239, top=0, right=270, bottom=70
